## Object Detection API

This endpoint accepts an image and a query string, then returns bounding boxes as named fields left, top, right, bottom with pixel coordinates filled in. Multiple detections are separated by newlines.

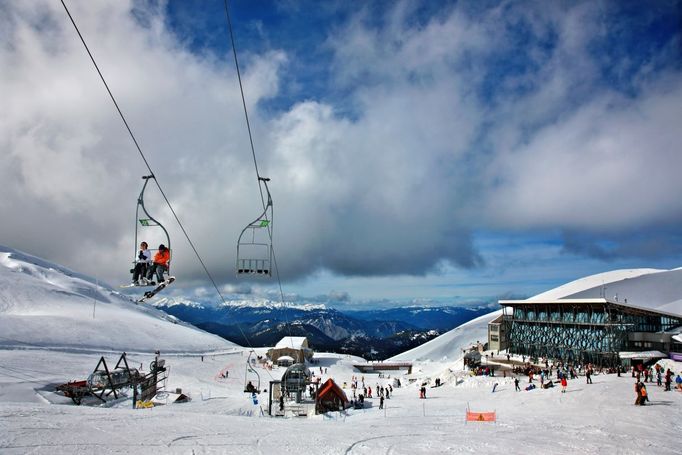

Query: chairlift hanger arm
left=258, top=176, right=272, bottom=208
left=239, top=176, right=273, bottom=232
left=134, top=174, right=171, bottom=264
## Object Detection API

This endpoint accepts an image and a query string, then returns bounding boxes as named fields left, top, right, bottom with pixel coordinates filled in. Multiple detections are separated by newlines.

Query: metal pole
left=132, top=378, right=137, bottom=409
left=92, top=278, right=97, bottom=319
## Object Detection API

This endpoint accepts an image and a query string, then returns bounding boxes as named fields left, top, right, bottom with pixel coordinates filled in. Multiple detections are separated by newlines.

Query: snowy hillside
left=548, top=268, right=682, bottom=316
left=389, top=311, right=501, bottom=362
left=0, top=245, right=237, bottom=353
left=529, top=268, right=664, bottom=301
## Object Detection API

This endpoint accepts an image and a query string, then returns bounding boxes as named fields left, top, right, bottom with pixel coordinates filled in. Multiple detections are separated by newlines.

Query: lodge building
left=493, top=297, right=682, bottom=367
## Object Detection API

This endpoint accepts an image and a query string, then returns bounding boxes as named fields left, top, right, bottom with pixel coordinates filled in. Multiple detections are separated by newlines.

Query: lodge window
left=576, top=311, right=588, bottom=323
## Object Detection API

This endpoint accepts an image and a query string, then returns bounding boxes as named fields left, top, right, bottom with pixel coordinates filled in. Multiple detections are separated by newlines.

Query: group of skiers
left=341, top=375, right=397, bottom=410
left=131, top=241, right=170, bottom=285
left=632, top=363, right=680, bottom=392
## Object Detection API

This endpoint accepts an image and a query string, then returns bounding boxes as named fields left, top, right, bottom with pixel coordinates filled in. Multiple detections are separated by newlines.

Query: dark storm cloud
left=562, top=229, right=682, bottom=262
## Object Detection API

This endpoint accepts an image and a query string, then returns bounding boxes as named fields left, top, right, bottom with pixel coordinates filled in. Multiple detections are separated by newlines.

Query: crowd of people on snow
left=344, top=375, right=395, bottom=409
left=509, top=360, right=605, bottom=383
left=280, top=353, right=680, bottom=416
left=497, top=355, right=682, bottom=404
left=630, top=362, right=680, bottom=390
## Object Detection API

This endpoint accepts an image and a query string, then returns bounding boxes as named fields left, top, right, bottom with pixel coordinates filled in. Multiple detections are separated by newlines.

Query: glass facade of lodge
left=501, top=300, right=682, bottom=367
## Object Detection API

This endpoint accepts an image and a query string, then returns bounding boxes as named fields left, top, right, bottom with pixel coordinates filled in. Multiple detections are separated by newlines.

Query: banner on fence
left=466, top=411, right=496, bottom=422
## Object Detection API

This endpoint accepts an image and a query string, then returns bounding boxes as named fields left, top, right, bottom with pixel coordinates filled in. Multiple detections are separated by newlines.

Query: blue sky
left=2, top=0, right=682, bottom=308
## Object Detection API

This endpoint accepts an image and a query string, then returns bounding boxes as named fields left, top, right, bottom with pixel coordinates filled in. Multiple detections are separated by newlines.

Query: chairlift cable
left=60, top=0, right=274, bottom=380
left=222, top=0, right=266, bottom=209
left=60, top=0, right=212, bottom=297
left=222, top=0, right=293, bottom=345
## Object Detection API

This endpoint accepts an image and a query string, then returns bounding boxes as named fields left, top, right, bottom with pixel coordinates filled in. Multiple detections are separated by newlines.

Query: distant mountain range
left=151, top=297, right=493, bottom=359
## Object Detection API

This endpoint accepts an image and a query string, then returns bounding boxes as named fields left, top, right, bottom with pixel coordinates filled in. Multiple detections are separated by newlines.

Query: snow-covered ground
left=1, top=246, right=681, bottom=454
left=2, top=346, right=681, bottom=454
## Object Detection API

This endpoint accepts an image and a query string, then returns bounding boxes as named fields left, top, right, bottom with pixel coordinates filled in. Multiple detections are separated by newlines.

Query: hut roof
left=317, top=378, right=348, bottom=404
left=275, top=337, right=308, bottom=349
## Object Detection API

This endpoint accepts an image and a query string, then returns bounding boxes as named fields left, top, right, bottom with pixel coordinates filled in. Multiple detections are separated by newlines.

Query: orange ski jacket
left=154, top=249, right=170, bottom=266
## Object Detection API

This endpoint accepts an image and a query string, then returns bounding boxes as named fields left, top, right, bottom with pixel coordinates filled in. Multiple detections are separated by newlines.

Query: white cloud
left=1, top=0, right=681, bottom=294
left=485, top=74, right=682, bottom=230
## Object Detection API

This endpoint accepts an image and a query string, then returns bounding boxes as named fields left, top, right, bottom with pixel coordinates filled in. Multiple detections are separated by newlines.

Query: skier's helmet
left=158, top=244, right=167, bottom=251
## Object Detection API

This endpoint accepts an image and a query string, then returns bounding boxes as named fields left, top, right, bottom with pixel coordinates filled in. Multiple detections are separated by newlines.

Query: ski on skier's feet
left=137, top=277, right=175, bottom=303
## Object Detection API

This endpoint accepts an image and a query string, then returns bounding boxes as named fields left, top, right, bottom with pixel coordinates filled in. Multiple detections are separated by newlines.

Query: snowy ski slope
left=0, top=245, right=237, bottom=353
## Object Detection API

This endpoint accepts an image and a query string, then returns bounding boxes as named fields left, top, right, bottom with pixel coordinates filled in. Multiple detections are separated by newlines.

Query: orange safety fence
left=466, top=411, right=496, bottom=422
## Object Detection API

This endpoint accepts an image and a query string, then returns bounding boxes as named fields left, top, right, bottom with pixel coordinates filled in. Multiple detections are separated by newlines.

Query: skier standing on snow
left=664, top=369, right=673, bottom=391
left=131, top=241, right=152, bottom=285
left=640, top=383, right=649, bottom=404
left=146, top=244, right=170, bottom=284
left=634, top=381, right=643, bottom=405
left=514, top=377, right=520, bottom=392
left=560, top=377, right=567, bottom=393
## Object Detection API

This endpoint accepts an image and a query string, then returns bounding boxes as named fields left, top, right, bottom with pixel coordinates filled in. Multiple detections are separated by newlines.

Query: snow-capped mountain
left=0, top=245, right=237, bottom=353
left=151, top=294, right=492, bottom=359
left=151, top=296, right=327, bottom=312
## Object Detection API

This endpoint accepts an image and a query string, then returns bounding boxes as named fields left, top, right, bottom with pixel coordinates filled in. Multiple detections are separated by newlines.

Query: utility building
left=487, top=314, right=507, bottom=352
left=267, top=337, right=314, bottom=364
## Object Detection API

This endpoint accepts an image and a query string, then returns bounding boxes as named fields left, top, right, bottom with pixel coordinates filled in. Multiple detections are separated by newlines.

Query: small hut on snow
left=316, top=378, right=348, bottom=413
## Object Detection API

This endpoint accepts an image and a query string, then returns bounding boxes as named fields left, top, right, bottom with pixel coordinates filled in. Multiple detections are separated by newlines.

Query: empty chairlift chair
left=236, top=177, right=273, bottom=276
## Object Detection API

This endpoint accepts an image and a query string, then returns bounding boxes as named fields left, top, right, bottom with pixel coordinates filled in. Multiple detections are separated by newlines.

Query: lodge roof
left=499, top=298, right=682, bottom=320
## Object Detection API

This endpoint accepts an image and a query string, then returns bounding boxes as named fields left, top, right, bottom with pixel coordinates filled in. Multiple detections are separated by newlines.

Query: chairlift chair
left=236, top=177, right=273, bottom=276
left=244, top=351, right=261, bottom=393
left=134, top=175, right=171, bottom=277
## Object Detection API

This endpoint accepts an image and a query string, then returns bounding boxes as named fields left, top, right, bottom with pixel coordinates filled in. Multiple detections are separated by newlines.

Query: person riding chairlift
left=146, top=244, right=170, bottom=285
left=131, top=241, right=152, bottom=285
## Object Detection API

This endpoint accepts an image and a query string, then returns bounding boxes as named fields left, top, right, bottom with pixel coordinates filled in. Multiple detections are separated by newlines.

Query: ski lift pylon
left=134, top=175, right=171, bottom=271
left=236, top=177, right=273, bottom=276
